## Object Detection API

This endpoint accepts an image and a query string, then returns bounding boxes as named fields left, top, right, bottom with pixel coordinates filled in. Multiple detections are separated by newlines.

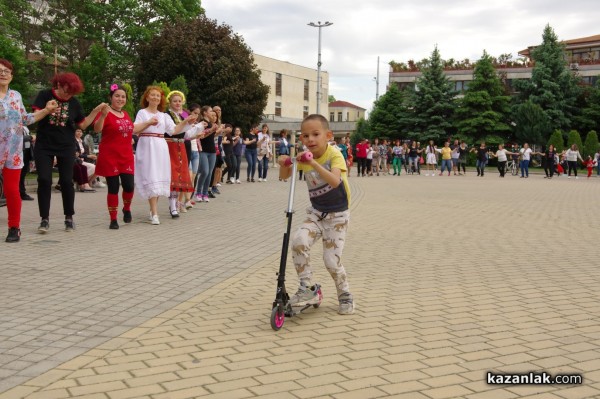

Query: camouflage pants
left=291, top=207, right=350, bottom=297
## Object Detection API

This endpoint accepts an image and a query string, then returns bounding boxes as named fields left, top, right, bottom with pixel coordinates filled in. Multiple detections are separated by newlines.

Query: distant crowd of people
left=333, top=137, right=600, bottom=180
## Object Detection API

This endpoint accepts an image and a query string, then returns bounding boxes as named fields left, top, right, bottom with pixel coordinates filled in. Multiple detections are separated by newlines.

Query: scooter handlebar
left=284, top=152, right=313, bottom=166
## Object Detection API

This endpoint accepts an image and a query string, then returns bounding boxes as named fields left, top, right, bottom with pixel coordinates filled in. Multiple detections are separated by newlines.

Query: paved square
left=1, top=170, right=599, bottom=398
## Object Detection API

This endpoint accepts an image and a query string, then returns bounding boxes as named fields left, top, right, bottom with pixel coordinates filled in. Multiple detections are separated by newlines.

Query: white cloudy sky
left=202, top=0, right=599, bottom=112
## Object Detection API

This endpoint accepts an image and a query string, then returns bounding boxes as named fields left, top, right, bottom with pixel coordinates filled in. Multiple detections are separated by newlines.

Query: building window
left=304, top=79, right=309, bottom=101
left=330, top=112, right=334, bottom=122
left=303, top=106, right=309, bottom=118
left=275, top=101, right=282, bottom=116
left=275, top=73, right=282, bottom=96
left=346, top=112, right=350, bottom=121
left=337, top=112, right=342, bottom=122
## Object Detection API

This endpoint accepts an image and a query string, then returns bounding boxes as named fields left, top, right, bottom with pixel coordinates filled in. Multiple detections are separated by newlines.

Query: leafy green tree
left=512, top=100, right=550, bottom=144
left=351, top=117, right=370, bottom=145
left=122, top=83, right=135, bottom=118
left=328, top=94, right=336, bottom=103
left=566, top=130, right=583, bottom=151
left=410, top=46, right=455, bottom=142
left=455, top=51, right=511, bottom=143
left=169, top=75, right=189, bottom=97
left=583, top=130, right=599, bottom=158
left=1, top=0, right=204, bottom=87
left=547, top=130, right=565, bottom=153
left=137, top=16, right=268, bottom=129
left=368, top=85, right=410, bottom=140
left=0, top=35, right=33, bottom=99
left=574, top=84, right=600, bottom=134
left=72, top=43, right=112, bottom=113
left=513, top=25, right=580, bottom=140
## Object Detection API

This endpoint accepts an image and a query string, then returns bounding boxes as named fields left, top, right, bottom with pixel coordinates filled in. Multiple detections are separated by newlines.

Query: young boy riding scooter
left=278, top=114, right=354, bottom=315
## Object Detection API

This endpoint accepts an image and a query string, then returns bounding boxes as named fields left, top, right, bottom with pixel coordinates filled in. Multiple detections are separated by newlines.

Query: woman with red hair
left=32, top=72, right=106, bottom=233
left=0, top=58, right=58, bottom=242
left=134, top=86, right=199, bottom=225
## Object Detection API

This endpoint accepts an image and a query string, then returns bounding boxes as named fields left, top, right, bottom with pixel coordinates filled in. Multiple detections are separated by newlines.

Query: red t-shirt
left=356, top=142, right=368, bottom=158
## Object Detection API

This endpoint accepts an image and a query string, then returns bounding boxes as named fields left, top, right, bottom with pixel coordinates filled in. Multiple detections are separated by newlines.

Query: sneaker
left=289, top=284, right=320, bottom=307
left=575, top=176, right=579, bottom=180
left=247, top=177, right=250, bottom=182
left=251, top=178, right=255, bottom=182
left=123, top=209, right=132, bottom=223
left=195, top=194, right=203, bottom=202
left=109, top=220, right=119, bottom=230
left=185, top=201, right=194, bottom=209
left=94, top=180, right=107, bottom=188
left=6, top=227, right=21, bottom=243
left=230, top=177, right=236, bottom=183
left=203, top=195, right=210, bottom=203
left=226, top=180, right=233, bottom=184
left=236, top=179, right=241, bottom=184
left=21, top=193, right=34, bottom=201
left=208, top=191, right=216, bottom=198
left=170, top=208, right=179, bottom=218
left=338, top=292, right=354, bottom=315
left=216, top=183, right=222, bottom=187
left=151, top=215, right=160, bottom=225
left=258, top=178, right=263, bottom=182
left=263, top=178, right=267, bottom=182
left=64, top=219, right=75, bottom=232
left=212, top=187, right=221, bottom=194
left=38, top=219, right=49, bottom=234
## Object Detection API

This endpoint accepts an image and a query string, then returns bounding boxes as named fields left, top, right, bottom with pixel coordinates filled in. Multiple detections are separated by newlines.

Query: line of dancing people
left=336, top=136, right=599, bottom=180
left=1, top=64, right=281, bottom=243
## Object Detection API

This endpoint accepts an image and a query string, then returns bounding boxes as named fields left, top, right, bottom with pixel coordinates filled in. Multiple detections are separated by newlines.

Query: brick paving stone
left=3, top=175, right=600, bottom=398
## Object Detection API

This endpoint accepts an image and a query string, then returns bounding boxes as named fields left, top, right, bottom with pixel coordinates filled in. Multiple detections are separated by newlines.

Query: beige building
left=389, top=34, right=600, bottom=93
left=328, top=100, right=366, bottom=123
left=254, top=54, right=329, bottom=120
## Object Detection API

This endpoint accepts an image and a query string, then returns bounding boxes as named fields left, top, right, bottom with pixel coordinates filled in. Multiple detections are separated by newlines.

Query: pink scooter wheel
left=270, top=307, right=285, bottom=330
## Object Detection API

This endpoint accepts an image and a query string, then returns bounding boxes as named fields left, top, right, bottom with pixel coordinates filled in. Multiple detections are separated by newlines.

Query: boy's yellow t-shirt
left=297, top=145, right=350, bottom=212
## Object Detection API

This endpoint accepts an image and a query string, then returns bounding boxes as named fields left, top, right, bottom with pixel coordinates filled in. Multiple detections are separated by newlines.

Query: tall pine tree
left=368, top=85, right=410, bottom=140
left=455, top=51, right=511, bottom=144
left=409, top=46, right=455, bottom=142
left=513, top=25, right=580, bottom=142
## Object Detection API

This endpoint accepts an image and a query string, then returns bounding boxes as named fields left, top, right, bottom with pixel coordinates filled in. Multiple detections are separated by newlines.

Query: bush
left=566, top=130, right=583, bottom=152
left=547, top=129, right=564, bottom=152
left=583, top=130, right=599, bottom=158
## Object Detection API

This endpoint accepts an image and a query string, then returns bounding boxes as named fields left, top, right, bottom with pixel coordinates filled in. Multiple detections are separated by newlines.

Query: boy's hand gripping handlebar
left=284, top=152, right=313, bottom=166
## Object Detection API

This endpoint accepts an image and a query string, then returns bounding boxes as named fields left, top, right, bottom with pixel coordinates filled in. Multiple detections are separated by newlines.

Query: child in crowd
left=278, top=114, right=354, bottom=315
left=584, top=156, right=596, bottom=178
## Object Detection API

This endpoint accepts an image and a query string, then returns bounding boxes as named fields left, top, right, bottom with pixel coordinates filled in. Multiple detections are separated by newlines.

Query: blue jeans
left=245, top=148, right=257, bottom=179
left=197, top=152, right=216, bottom=196
left=441, top=159, right=452, bottom=173
left=520, top=159, right=530, bottom=177
left=189, top=150, right=199, bottom=172
left=258, top=156, right=269, bottom=179
left=476, top=159, right=486, bottom=175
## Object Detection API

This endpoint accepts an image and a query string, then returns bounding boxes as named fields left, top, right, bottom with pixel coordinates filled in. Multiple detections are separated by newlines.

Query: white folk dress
left=134, top=109, right=196, bottom=199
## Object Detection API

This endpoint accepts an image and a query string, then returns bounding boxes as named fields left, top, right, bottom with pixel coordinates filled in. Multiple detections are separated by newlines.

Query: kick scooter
left=270, top=152, right=323, bottom=331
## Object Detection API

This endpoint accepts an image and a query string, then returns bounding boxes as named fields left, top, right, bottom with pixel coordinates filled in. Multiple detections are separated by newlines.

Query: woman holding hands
left=0, top=59, right=59, bottom=242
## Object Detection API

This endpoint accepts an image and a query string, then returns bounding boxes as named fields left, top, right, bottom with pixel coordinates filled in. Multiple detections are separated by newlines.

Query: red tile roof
left=329, top=100, right=366, bottom=110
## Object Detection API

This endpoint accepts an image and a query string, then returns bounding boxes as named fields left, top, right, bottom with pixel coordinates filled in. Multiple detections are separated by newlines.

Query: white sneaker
left=263, top=178, right=267, bottom=182
left=185, top=201, right=194, bottom=209
left=216, top=183, right=222, bottom=187
left=230, top=177, right=235, bottom=183
left=151, top=215, right=160, bottom=225
left=236, top=179, right=241, bottom=184
left=94, top=181, right=107, bottom=188
left=258, top=178, right=262, bottom=182
left=575, top=176, right=579, bottom=179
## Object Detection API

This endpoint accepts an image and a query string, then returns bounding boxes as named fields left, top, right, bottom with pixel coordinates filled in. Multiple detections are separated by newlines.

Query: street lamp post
left=308, top=21, right=333, bottom=115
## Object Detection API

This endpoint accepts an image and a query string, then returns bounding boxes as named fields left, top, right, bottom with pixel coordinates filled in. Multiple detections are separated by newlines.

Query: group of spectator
left=335, top=137, right=600, bottom=180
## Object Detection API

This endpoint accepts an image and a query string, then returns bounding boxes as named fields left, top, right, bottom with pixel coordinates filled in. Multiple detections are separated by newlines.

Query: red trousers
left=2, top=167, right=22, bottom=228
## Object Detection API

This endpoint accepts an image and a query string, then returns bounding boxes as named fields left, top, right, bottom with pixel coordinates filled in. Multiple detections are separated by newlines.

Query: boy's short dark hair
left=302, top=114, right=329, bottom=130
